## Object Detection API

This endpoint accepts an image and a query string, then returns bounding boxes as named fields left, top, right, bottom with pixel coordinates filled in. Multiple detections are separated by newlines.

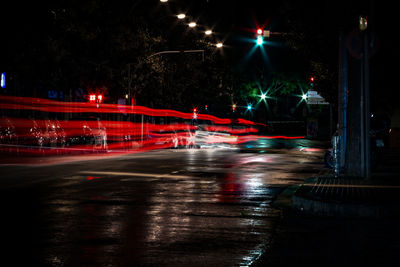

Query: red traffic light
left=89, top=94, right=103, bottom=103
left=310, top=76, right=315, bottom=82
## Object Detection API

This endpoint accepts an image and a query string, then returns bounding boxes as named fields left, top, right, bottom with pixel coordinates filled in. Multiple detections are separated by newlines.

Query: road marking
left=79, top=171, right=194, bottom=179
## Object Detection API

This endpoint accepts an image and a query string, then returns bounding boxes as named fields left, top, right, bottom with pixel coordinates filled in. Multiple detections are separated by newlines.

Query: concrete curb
left=273, top=181, right=400, bottom=219
left=291, top=193, right=386, bottom=218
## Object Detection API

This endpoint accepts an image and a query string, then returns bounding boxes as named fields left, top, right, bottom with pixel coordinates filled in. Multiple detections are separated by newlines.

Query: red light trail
left=0, top=95, right=303, bottom=161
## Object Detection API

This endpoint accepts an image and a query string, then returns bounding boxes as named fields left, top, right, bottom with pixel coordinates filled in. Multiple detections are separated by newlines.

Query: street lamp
left=177, top=13, right=186, bottom=19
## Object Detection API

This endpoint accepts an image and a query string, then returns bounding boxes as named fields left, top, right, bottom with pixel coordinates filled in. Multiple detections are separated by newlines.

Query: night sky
left=1, top=0, right=398, bottom=110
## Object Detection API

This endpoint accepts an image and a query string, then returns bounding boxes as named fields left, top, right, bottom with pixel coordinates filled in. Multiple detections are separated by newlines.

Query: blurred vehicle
left=192, top=127, right=236, bottom=149
left=64, top=116, right=107, bottom=150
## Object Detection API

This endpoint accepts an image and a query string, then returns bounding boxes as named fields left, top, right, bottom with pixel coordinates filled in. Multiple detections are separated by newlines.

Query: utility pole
left=343, top=16, right=371, bottom=179
left=360, top=18, right=371, bottom=178
left=338, top=32, right=348, bottom=173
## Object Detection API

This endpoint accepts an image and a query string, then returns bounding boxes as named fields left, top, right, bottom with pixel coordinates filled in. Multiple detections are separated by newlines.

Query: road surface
left=0, top=140, right=328, bottom=266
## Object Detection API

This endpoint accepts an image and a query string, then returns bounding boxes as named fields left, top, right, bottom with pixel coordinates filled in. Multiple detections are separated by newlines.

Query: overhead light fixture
left=177, top=13, right=186, bottom=19
left=205, top=30, right=212, bottom=35
left=216, top=42, right=223, bottom=48
left=188, top=22, right=197, bottom=28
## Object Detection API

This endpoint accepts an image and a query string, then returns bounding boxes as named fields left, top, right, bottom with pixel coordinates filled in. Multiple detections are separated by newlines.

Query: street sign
left=306, top=90, right=329, bottom=105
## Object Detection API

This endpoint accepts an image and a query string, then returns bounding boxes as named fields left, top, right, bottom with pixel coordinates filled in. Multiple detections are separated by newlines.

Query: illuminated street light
left=260, top=93, right=267, bottom=100
left=177, top=13, right=186, bottom=19
left=188, top=22, right=197, bottom=28
left=216, top=42, right=223, bottom=48
left=302, top=94, right=307, bottom=100
left=205, top=30, right=212, bottom=35
left=160, top=0, right=168, bottom=2
left=247, top=104, right=253, bottom=111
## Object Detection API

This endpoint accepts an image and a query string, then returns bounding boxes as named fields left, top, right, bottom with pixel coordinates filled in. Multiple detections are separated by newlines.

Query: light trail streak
left=1, top=95, right=304, bottom=158
left=80, top=171, right=194, bottom=179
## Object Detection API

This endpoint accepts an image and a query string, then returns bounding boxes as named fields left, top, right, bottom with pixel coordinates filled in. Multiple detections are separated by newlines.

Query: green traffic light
left=256, top=36, right=264, bottom=45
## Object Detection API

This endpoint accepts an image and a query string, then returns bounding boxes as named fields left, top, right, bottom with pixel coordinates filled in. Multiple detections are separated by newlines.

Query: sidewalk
left=275, top=148, right=400, bottom=218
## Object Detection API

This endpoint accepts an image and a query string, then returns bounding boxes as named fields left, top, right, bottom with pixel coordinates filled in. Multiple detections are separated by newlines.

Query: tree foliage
left=4, top=0, right=227, bottom=110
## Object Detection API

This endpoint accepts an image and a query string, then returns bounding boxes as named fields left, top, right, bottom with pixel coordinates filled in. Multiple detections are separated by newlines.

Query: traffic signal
left=256, top=28, right=264, bottom=46
left=89, top=94, right=103, bottom=103
left=232, top=104, right=236, bottom=112
left=309, top=76, right=315, bottom=88
left=256, top=36, right=264, bottom=45
left=1, top=73, right=5, bottom=89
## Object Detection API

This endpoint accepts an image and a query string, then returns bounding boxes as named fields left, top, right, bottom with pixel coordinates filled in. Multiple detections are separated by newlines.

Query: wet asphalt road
left=0, top=140, right=328, bottom=266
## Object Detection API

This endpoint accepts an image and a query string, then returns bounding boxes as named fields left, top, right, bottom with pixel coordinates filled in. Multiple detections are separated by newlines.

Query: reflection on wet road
left=0, top=145, right=326, bottom=266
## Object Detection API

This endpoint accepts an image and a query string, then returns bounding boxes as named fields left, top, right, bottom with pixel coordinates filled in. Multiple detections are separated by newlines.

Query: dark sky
left=2, top=0, right=398, bottom=108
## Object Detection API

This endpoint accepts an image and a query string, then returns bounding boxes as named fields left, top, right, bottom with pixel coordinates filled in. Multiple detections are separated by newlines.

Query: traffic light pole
left=338, top=33, right=348, bottom=173
left=360, top=30, right=371, bottom=178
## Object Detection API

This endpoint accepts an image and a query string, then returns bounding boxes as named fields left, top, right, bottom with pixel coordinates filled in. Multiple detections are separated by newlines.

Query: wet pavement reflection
left=0, top=141, right=327, bottom=266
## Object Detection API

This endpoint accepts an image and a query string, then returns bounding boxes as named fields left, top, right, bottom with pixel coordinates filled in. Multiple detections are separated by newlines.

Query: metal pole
left=141, top=114, right=144, bottom=143
left=338, top=33, right=348, bottom=172
left=360, top=31, right=365, bottom=178
left=363, top=32, right=371, bottom=178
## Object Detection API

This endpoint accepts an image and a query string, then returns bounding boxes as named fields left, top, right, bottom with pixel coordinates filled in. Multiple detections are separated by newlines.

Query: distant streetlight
left=205, top=30, right=213, bottom=35
left=177, top=13, right=186, bottom=19
left=188, top=22, right=197, bottom=28
left=260, top=93, right=267, bottom=100
left=216, top=42, right=223, bottom=48
left=160, top=0, right=168, bottom=2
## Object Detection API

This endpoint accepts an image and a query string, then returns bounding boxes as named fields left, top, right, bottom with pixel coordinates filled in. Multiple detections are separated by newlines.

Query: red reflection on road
left=218, top=173, right=245, bottom=203
left=87, top=176, right=101, bottom=181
